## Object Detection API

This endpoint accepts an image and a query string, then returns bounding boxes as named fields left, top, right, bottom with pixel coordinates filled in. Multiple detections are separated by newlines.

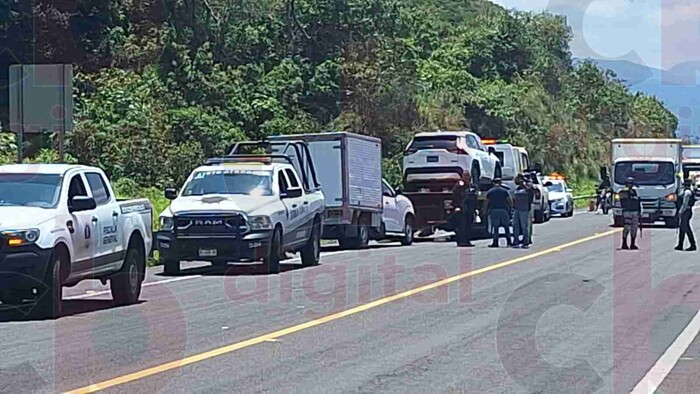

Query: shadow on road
left=0, top=299, right=145, bottom=322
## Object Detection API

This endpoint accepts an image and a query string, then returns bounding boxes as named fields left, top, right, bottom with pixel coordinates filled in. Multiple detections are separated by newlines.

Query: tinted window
left=614, top=161, right=675, bottom=186
left=407, top=136, right=457, bottom=151
left=547, top=182, right=565, bottom=193
left=85, top=173, right=112, bottom=205
left=68, top=175, right=88, bottom=200
left=285, top=169, right=300, bottom=188
left=0, top=174, right=61, bottom=208
left=278, top=171, right=289, bottom=194
left=494, top=151, right=505, bottom=164
left=466, top=136, right=480, bottom=149
left=382, top=181, right=394, bottom=197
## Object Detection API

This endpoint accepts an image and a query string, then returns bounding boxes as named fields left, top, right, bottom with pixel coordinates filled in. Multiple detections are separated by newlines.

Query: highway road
left=1, top=211, right=700, bottom=393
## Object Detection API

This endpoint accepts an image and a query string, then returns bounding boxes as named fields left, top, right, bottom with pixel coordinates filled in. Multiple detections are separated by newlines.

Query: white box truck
left=682, top=145, right=700, bottom=194
left=269, top=132, right=383, bottom=249
left=611, top=138, right=683, bottom=227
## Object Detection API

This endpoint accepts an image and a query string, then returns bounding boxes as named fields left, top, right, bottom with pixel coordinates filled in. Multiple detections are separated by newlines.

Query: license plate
left=427, top=156, right=439, bottom=163
left=199, top=248, right=217, bottom=257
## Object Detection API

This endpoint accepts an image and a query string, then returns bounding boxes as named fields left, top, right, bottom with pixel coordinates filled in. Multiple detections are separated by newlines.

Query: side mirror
left=566, top=188, right=573, bottom=193
left=395, top=186, right=403, bottom=195
left=164, top=188, right=178, bottom=200
left=282, top=188, right=303, bottom=199
left=488, top=146, right=497, bottom=155
left=70, top=196, right=97, bottom=213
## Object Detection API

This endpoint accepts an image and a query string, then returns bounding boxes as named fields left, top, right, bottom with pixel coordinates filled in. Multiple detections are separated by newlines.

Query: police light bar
left=482, top=139, right=509, bottom=145
left=547, top=172, right=566, bottom=180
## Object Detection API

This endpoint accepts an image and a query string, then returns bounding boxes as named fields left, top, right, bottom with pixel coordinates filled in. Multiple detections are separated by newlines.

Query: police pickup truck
left=0, top=164, right=153, bottom=317
left=157, top=141, right=325, bottom=274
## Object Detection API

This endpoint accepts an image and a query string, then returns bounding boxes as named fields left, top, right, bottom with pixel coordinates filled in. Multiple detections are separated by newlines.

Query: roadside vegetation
left=0, top=0, right=678, bottom=220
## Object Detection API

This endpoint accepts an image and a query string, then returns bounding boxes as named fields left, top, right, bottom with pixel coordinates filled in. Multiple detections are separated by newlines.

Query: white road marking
left=64, top=250, right=351, bottom=300
left=631, top=310, right=700, bottom=393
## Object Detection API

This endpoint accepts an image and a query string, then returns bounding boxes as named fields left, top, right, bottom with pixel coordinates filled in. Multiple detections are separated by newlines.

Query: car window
left=520, top=153, right=530, bottom=170
left=285, top=169, right=300, bottom=189
left=68, top=174, right=88, bottom=201
left=466, top=135, right=480, bottom=150
left=278, top=170, right=290, bottom=194
left=85, top=172, right=112, bottom=205
left=382, top=181, right=394, bottom=197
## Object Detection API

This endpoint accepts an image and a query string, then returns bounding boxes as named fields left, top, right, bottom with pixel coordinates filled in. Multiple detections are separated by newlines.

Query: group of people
left=451, top=171, right=535, bottom=249
left=606, top=176, right=696, bottom=251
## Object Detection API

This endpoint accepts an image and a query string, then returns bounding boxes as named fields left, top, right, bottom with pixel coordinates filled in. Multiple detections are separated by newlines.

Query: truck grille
left=175, top=213, right=247, bottom=236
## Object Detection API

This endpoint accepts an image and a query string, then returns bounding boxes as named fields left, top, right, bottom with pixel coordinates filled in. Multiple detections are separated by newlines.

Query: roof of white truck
left=0, top=164, right=93, bottom=175
left=414, top=130, right=477, bottom=138
left=194, top=162, right=281, bottom=173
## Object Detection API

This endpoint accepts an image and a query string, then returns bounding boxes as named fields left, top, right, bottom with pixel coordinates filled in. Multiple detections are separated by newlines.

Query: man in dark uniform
left=676, top=179, right=697, bottom=251
left=452, top=171, right=478, bottom=247
left=619, top=176, right=641, bottom=250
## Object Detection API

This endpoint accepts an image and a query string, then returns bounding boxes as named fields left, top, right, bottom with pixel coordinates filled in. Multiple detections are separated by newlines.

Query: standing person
left=525, top=173, right=536, bottom=245
left=452, top=171, right=478, bottom=247
left=619, top=177, right=641, bottom=250
left=485, top=178, right=513, bottom=248
left=675, top=179, right=697, bottom=251
left=511, top=174, right=531, bottom=249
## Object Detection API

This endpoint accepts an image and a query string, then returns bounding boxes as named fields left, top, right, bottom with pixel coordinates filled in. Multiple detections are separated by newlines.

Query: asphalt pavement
left=1, top=210, right=699, bottom=393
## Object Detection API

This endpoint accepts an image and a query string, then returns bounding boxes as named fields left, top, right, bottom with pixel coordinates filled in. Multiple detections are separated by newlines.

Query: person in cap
left=452, top=170, right=478, bottom=247
left=676, top=178, right=697, bottom=251
left=485, top=178, right=513, bottom=247
left=619, top=176, right=641, bottom=250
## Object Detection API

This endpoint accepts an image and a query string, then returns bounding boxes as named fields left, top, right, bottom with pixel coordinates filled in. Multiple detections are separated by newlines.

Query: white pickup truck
left=157, top=141, right=325, bottom=275
left=0, top=164, right=153, bottom=318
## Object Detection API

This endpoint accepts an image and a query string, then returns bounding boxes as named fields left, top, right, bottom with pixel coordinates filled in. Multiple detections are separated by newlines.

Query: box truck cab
left=682, top=145, right=700, bottom=195
left=611, top=139, right=682, bottom=227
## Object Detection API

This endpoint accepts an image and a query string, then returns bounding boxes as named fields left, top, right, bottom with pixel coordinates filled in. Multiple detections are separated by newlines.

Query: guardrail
left=573, top=194, right=596, bottom=201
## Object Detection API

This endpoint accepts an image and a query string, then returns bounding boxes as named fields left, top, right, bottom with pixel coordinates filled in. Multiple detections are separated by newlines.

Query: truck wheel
left=400, top=215, right=414, bottom=246
left=111, top=246, right=145, bottom=306
left=301, top=220, right=321, bottom=267
left=613, top=215, right=624, bottom=227
left=534, top=209, right=544, bottom=224
left=339, top=218, right=370, bottom=250
left=163, top=259, right=180, bottom=276
left=265, top=228, right=282, bottom=274
left=33, top=250, right=63, bottom=319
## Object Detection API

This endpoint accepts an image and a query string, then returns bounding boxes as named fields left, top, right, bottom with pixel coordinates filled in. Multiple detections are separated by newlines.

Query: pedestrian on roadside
left=485, top=178, right=513, bottom=248
left=675, top=178, right=697, bottom=251
left=619, top=176, right=641, bottom=250
left=452, top=171, right=478, bottom=247
left=525, top=173, right=536, bottom=245
left=511, top=174, right=531, bottom=249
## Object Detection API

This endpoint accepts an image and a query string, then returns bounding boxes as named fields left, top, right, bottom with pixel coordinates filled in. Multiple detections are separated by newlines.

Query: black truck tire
left=339, top=218, right=370, bottom=250
left=111, top=245, right=145, bottom=306
left=33, top=250, right=63, bottom=319
left=265, top=228, right=282, bottom=274
left=301, top=220, right=321, bottom=267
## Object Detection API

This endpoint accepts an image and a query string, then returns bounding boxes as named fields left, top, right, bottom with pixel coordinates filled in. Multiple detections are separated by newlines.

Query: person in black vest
left=619, top=177, right=641, bottom=250
left=675, top=179, right=697, bottom=251
left=452, top=171, right=478, bottom=247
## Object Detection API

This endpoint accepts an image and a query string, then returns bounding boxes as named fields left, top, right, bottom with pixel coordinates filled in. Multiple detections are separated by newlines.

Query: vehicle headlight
left=614, top=193, right=621, bottom=202
left=160, top=216, right=174, bottom=231
left=248, top=216, right=272, bottom=230
left=665, top=193, right=677, bottom=202
left=2, top=229, right=40, bottom=247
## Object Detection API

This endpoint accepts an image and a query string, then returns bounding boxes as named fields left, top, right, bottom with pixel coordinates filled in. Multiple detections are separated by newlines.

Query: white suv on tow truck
left=157, top=141, right=325, bottom=275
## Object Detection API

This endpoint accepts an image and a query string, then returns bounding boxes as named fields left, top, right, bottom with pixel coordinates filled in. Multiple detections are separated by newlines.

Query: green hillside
left=0, top=0, right=677, bottom=190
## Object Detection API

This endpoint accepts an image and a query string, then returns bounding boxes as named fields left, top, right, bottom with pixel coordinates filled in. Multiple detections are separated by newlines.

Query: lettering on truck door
left=85, top=172, right=122, bottom=271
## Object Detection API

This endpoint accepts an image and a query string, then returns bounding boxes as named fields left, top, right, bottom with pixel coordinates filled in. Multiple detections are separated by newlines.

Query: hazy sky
left=490, top=0, right=700, bottom=70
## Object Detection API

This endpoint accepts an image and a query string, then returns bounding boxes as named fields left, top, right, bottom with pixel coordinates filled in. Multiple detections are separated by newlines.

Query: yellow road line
left=65, top=228, right=621, bottom=394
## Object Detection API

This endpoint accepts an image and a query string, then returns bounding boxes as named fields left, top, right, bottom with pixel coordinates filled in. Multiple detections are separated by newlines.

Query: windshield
left=614, top=161, right=675, bottom=186
left=182, top=170, right=273, bottom=197
left=0, top=174, right=62, bottom=208
left=407, top=136, right=457, bottom=151
left=547, top=182, right=565, bottom=193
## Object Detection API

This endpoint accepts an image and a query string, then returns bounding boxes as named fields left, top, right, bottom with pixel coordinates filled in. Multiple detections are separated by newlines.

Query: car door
left=278, top=169, right=305, bottom=247
left=84, top=172, right=122, bottom=271
left=66, top=173, right=97, bottom=272
left=381, top=181, right=401, bottom=232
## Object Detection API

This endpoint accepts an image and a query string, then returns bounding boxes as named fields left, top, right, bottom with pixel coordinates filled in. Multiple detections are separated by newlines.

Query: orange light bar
left=7, top=238, right=23, bottom=247
left=482, top=139, right=497, bottom=145
left=548, top=172, right=566, bottom=180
